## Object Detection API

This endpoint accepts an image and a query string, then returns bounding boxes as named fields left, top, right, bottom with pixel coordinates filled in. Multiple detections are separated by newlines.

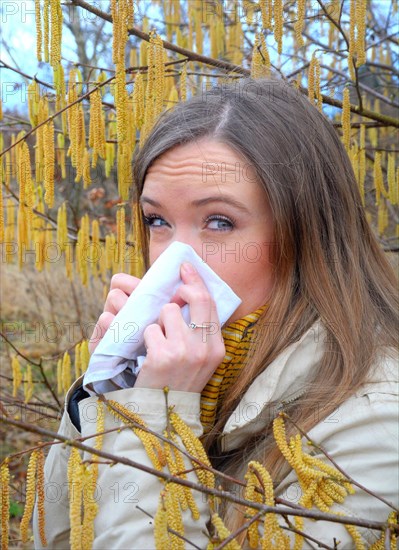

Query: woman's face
left=140, top=139, right=275, bottom=323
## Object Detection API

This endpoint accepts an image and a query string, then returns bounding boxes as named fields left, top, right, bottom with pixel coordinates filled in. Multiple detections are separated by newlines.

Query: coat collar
left=220, top=319, right=327, bottom=452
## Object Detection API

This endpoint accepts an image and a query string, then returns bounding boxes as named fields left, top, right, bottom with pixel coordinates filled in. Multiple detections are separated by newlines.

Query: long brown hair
left=132, top=77, right=398, bottom=531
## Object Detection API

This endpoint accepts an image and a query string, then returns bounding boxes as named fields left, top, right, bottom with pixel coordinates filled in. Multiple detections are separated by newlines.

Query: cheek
left=148, top=243, right=165, bottom=266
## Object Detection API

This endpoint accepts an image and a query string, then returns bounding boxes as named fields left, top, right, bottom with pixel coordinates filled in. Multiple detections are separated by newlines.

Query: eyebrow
left=140, top=195, right=251, bottom=214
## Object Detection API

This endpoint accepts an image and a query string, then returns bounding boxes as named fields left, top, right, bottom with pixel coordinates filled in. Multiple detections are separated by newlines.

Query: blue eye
left=205, top=215, right=235, bottom=231
left=143, top=214, right=168, bottom=228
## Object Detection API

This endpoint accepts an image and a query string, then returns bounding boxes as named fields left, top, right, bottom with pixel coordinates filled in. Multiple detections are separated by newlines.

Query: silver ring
left=188, top=322, right=209, bottom=330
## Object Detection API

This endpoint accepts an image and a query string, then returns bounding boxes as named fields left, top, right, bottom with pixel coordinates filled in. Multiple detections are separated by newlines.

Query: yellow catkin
left=81, top=403, right=104, bottom=548
left=4, top=151, right=10, bottom=190
left=260, top=33, right=271, bottom=77
left=132, top=71, right=144, bottom=132
left=62, top=351, right=72, bottom=392
left=74, top=105, right=86, bottom=183
left=251, top=33, right=262, bottom=79
left=273, top=414, right=356, bottom=548
left=80, top=340, right=90, bottom=373
left=144, top=35, right=155, bottom=130
left=67, top=68, right=78, bottom=165
left=17, top=203, right=27, bottom=269
left=27, top=80, right=40, bottom=127
left=210, top=14, right=219, bottom=59
left=21, top=141, right=34, bottom=234
left=24, top=365, right=34, bottom=403
left=117, top=206, right=126, bottom=272
left=260, top=0, right=272, bottom=31
left=89, top=88, right=106, bottom=167
left=74, top=342, right=81, bottom=379
left=355, top=0, right=366, bottom=67
left=32, top=189, right=45, bottom=271
left=308, top=54, right=315, bottom=103
left=295, top=0, right=305, bottom=48
left=274, top=0, right=283, bottom=55
left=111, top=0, right=129, bottom=173
left=57, top=132, right=66, bottom=179
left=64, top=235, right=73, bottom=280
left=36, top=450, right=47, bottom=546
left=314, top=56, right=322, bottom=112
left=244, top=468, right=262, bottom=548
left=82, top=148, right=91, bottom=189
left=50, top=0, right=62, bottom=67
left=163, top=433, right=197, bottom=519
left=348, top=0, right=356, bottom=80
left=129, top=47, right=137, bottom=71
left=54, top=63, right=67, bottom=134
left=170, top=411, right=215, bottom=489
left=210, top=513, right=241, bottom=549
left=56, top=202, right=67, bottom=252
left=154, top=34, right=165, bottom=118
left=20, top=450, right=39, bottom=542
left=154, top=492, right=169, bottom=549
left=342, top=522, right=365, bottom=549
left=35, top=0, right=42, bottom=61
left=165, top=483, right=185, bottom=548
left=193, top=3, right=203, bottom=55
left=105, top=400, right=166, bottom=470
left=105, top=142, right=115, bottom=178
left=387, top=153, right=397, bottom=205
left=130, top=200, right=145, bottom=279
left=342, top=87, right=351, bottom=152
left=43, top=121, right=55, bottom=208
left=68, top=448, right=84, bottom=550
left=12, top=355, right=23, bottom=397
left=77, top=213, right=90, bottom=286
left=180, top=62, right=187, bottom=102
left=43, top=0, right=50, bottom=63
left=1, top=460, right=10, bottom=550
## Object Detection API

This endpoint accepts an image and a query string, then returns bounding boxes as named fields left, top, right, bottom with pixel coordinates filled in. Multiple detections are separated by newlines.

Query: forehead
left=144, top=139, right=259, bottom=189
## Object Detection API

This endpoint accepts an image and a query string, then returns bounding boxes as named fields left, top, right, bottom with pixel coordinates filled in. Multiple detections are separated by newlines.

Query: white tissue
left=83, top=241, right=242, bottom=395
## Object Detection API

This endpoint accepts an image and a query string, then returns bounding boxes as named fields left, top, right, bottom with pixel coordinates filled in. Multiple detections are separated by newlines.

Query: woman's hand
left=135, top=262, right=226, bottom=393
left=88, top=273, right=142, bottom=354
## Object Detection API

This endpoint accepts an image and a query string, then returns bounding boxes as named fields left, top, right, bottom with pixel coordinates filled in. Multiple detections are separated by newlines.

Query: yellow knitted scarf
left=200, top=305, right=268, bottom=432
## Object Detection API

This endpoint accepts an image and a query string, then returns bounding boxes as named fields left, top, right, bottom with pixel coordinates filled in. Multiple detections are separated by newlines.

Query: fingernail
left=182, top=262, right=196, bottom=275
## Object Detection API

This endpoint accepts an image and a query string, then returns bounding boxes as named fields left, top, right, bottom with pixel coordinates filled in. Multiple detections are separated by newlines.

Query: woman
left=33, top=78, right=398, bottom=548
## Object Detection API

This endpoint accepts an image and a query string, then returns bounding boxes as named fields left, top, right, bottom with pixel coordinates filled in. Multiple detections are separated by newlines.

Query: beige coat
left=33, top=320, right=399, bottom=548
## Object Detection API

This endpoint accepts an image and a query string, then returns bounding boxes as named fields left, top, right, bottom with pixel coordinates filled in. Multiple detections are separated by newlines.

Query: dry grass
left=0, top=254, right=105, bottom=549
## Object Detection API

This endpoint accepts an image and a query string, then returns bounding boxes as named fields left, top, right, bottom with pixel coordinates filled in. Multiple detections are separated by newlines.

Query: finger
left=110, top=273, right=141, bottom=295
left=168, top=291, right=187, bottom=308
left=179, top=262, right=220, bottom=331
left=158, top=303, right=187, bottom=341
left=89, top=312, right=115, bottom=354
left=143, top=323, right=166, bottom=354
left=103, top=288, right=129, bottom=315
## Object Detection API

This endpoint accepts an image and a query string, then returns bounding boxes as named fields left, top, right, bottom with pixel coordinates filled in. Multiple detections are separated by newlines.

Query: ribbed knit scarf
left=200, top=305, right=268, bottom=432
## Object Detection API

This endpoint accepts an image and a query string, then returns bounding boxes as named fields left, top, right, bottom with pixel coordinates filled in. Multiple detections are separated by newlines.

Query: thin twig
left=1, top=415, right=397, bottom=533
left=282, top=413, right=399, bottom=513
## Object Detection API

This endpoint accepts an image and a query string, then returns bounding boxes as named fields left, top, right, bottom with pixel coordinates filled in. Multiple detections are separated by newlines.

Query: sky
left=0, top=0, right=396, bottom=117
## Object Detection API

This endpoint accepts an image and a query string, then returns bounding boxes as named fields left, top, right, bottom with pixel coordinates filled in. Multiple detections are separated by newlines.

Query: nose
left=171, top=231, right=204, bottom=260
